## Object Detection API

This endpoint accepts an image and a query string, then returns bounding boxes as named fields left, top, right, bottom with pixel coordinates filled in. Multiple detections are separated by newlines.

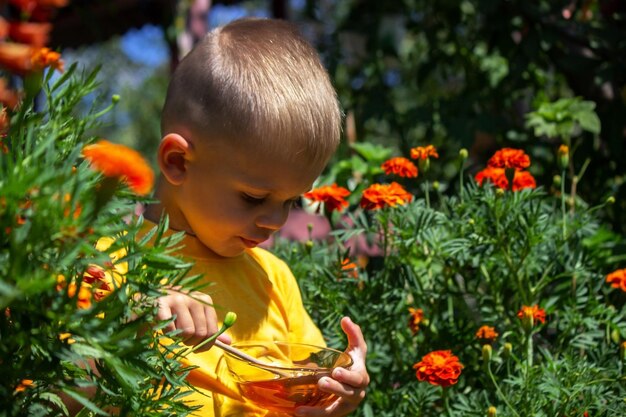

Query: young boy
left=142, top=18, right=369, bottom=417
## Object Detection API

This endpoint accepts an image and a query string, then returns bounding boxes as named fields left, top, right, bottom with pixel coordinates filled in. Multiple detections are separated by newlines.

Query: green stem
left=442, top=386, right=452, bottom=417
left=526, top=330, right=533, bottom=369
left=486, top=362, right=521, bottom=417
left=424, top=180, right=430, bottom=209
left=188, top=315, right=236, bottom=354
left=561, top=168, right=567, bottom=240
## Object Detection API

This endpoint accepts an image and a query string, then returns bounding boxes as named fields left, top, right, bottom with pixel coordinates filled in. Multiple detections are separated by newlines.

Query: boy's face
left=174, top=137, right=324, bottom=258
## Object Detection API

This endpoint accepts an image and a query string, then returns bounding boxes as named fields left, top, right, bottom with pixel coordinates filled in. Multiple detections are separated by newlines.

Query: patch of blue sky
left=120, top=24, right=169, bottom=67
left=209, top=4, right=269, bottom=28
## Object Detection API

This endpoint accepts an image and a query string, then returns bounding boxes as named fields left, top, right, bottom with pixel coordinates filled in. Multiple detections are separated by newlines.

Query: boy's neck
left=143, top=182, right=196, bottom=237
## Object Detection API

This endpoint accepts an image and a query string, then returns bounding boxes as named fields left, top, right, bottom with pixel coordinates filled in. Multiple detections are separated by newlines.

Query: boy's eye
left=242, top=193, right=266, bottom=205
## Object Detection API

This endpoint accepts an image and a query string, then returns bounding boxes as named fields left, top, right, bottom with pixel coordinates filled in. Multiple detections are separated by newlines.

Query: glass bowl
left=222, top=341, right=353, bottom=414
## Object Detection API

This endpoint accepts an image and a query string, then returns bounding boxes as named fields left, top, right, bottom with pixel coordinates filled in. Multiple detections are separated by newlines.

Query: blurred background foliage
left=60, top=0, right=626, bottom=234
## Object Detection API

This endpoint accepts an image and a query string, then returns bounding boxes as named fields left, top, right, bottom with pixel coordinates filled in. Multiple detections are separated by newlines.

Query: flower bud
left=112, top=94, right=120, bottom=103
left=223, top=311, right=237, bottom=328
left=553, top=174, right=562, bottom=187
left=487, top=406, right=497, bottom=417
left=496, top=188, right=505, bottom=197
left=305, top=240, right=314, bottom=253
left=611, top=328, right=621, bottom=344
left=557, top=144, right=569, bottom=170
left=418, top=157, right=430, bottom=173
left=502, top=342, right=513, bottom=359
left=482, top=344, right=492, bottom=363
left=459, top=148, right=469, bottom=160
left=432, top=181, right=440, bottom=191
left=607, top=196, right=616, bottom=205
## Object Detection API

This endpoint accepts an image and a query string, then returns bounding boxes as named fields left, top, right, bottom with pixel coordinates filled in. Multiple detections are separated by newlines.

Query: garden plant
left=3, top=1, right=626, bottom=416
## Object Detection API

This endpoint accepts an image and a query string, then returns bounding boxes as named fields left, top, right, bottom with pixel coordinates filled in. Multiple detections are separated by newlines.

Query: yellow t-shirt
left=140, top=221, right=326, bottom=417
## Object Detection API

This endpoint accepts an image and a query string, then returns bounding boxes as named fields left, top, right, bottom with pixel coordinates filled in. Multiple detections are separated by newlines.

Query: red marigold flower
left=475, top=325, right=499, bottom=341
left=381, top=157, right=418, bottom=178
left=475, top=167, right=536, bottom=191
left=413, top=350, right=463, bottom=387
left=606, top=268, right=626, bottom=292
left=82, top=139, right=155, bottom=196
left=487, top=148, right=531, bottom=170
left=517, top=305, right=546, bottom=325
left=360, top=182, right=413, bottom=210
left=408, top=307, right=424, bottom=335
left=410, top=145, right=439, bottom=160
left=304, top=183, right=350, bottom=212
left=83, top=265, right=106, bottom=284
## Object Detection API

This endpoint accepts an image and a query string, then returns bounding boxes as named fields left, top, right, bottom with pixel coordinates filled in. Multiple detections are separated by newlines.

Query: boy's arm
left=295, top=317, right=369, bottom=417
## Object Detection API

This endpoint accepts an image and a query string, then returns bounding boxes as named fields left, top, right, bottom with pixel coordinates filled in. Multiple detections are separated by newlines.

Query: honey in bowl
left=238, top=373, right=336, bottom=414
left=223, top=341, right=352, bottom=413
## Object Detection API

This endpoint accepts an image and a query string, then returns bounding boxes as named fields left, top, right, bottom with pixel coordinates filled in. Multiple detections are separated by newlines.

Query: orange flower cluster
left=410, top=145, right=439, bottom=160
left=408, top=307, right=424, bottom=335
left=340, top=258, right=359, bottom=279
left=82, top=140, right=155, bottom=196
left=14, top=379, right=34, bottom=393
left=475, top=166, right=536, bottom=191
left=381, top=157, right=418, bottom=178
left=475, top=148, right=536, bottom=192
left=487, top=148, right=530, bottom=170
left=360, top=182, right=412, bottom=210
left=517, top=305, right=546, bottom=325
left=0, top=0, right=66, bottom=112
left=475, top=325, right=499, bottom=341
left=304, top=183, right=350, bottom=213
left=606, top=268, right=626, bottom=292
left=413, top=350, right=463, bottom=387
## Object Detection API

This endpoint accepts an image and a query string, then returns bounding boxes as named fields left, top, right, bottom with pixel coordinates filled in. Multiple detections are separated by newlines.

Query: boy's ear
left=158, top=133, right=191, bottom=186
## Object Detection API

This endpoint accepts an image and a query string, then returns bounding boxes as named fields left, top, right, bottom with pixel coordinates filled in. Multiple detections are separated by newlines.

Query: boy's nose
left=256, top=205, right=290, bottom=231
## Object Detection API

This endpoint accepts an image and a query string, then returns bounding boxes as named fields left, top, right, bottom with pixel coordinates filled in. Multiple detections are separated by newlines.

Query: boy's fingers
left=156, top=302, right=175, bottom=332
left=340, top=317, right=367, bottom=356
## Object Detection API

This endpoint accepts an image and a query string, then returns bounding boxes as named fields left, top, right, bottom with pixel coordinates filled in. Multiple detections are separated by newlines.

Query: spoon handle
left=214, top=340, right=263, bottom=365
left=214, top=340, right=292, bottom=378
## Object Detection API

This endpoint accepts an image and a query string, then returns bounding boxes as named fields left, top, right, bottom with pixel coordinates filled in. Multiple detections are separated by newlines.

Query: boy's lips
left=240, top=237, right=265, bottom=248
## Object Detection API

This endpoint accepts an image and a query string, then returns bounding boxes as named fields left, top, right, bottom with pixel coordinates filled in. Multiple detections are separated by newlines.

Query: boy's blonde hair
left=161, top=18, right=342, bottom=165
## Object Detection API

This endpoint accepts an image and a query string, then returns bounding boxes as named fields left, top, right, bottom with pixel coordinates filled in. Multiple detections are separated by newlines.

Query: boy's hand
left=295, top=316, right=369, bottom=417
left=157, top=287, right=230, bottom=352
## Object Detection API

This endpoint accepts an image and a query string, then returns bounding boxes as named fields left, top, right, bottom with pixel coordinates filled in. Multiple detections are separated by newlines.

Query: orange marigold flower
left=475, top=325, right=499, bottom=341
left=408, top=307, right=424, bottom=335
left=67, top=282, right=92, bottom=309
left=9, top=22, right=52, bottom=48
left=0, top=107, right=9, bottom=134
left=517, top=305, right=546, bottom=325
left=340, top=258, right=358, bottom=279
left=31, top=47, right=64, bottom=73
left=487, top=148, right=531, bottom=170
left=14, top=379, right=34, bottom=393
left=0, top=78, right=22, bottom=109
left=413, top=350, right=463, bottom=387
left=82, top=139, right=155, bottom=196
left=606, top=268, right=626, bottom=292
left=360, top=182, right=413, bottom=210
left=304, top=183, right=350, bottom=212
left=410, top=145, right=439, bottom=160
left=475, top=167, right=536, bottom=191
left=381, top=157, right=418, bottom=178
left=0, top=42, right=32, bottom=74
